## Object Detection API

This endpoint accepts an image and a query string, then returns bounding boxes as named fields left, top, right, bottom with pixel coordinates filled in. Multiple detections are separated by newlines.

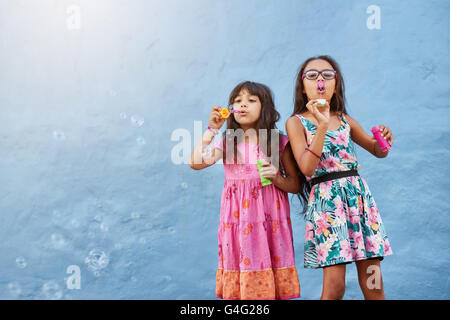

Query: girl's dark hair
left=291, top=55, right=349, bottom=215
left=221, top=81, right=282, bottom=167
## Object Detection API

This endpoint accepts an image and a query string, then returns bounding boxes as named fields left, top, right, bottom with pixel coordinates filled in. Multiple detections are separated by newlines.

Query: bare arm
left=285, top=100, right=330, bottom=177
left=188, top=106, right=226, bottom=170
left=260, top=143, right=302, bottom=193
left=188, top=129, right=223, bottom=170
left=346, top=115, right=393, bottom=158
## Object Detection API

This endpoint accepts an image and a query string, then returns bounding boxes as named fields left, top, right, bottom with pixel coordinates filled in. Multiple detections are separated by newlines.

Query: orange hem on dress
left=216, top=266, right=300, bottom=300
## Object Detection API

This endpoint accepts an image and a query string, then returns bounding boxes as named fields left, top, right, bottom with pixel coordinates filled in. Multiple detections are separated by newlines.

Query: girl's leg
left=321, top=264, right=346, bottom=300
left=355, top=258, right=386, bottom=300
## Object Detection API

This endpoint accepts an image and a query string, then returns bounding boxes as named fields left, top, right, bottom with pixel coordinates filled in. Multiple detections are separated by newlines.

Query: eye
left=234, top=99, right=241, bottom=103
left=249, top=98, right=256, bottom=102
left=323, top=71, right=336, bottom=79
left=305, top=71, right=319, bottom=79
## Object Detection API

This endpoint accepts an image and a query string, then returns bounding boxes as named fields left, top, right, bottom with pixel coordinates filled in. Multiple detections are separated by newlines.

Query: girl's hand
left=378, top=125, right=394, bottom=146
left=208, top=106, right=227, bottom=130
left=306, top=99, right=330, bottom=128
left=258, top=159, right=278, bottom=180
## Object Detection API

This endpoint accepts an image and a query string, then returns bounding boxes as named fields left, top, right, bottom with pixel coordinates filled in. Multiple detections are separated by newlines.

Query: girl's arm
left=259, top=143, right=302, bottom=193
left=188, top=129, right=223, bottom=170
left=273, top=143, right=302, bottom=193
left=189, top=106, right=226, bottom=170
left=286, top=101, right=330, bottom=177
left=346, top=115, right=393, bottom=158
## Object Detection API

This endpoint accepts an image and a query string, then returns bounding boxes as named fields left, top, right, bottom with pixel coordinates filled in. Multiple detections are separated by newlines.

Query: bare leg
left=355, top=258, right=386, bottom=300
left=321, top=264, right=346, bottom=300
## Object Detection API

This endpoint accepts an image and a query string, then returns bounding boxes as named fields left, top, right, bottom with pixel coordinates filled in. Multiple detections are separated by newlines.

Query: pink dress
left=211, top=134, right=300, bottom=300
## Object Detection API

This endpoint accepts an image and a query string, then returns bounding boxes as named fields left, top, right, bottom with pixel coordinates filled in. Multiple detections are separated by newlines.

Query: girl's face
left=302, top=59, right=336, bottom=102
left=232, top=89, right=262, bottom=128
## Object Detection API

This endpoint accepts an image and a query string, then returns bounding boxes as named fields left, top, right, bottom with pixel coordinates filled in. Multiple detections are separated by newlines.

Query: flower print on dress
left=298, top=112, right=392, bottom=269
left=225, top=183, right=238, bottom=200
left=251, top=185, right=262, bottom=199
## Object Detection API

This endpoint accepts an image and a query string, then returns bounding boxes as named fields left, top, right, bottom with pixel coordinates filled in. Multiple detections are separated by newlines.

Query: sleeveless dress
left=295, top=114, right=393, bottom=269
left=211, top=134, right=300, bottom=300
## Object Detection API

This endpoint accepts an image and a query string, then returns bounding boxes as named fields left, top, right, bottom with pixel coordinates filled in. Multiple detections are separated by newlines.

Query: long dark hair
left=221, top=81, right=281, bottom=166
left=292, top=55, right=349, bottom=215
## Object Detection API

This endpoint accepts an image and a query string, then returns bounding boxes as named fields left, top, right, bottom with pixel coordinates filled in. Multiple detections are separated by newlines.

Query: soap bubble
left=180, top=182, right=188, bottom=189
left=136, top=136, right=146, bottom=145
left=100, top=222, right=110, bottom=232
left=7, top=282, right=22, bottom=297
left=168, top=227, right=175, bottom=234
left=16, top=257, right=27, bottom=269
left=201, top=144, right=212, bottom=159
left=51, top=233, right=67, bottom=249
left=163, top=275, right=172, bottom=282
left=41, top=281, right=63, bottom=300
left=119, top=112, right=127, bottom=119
left=53, top=130, right=66, bottom=141
left=85, top=249, right=109, bottom=276
left=138, top=237, right=147, bottom=244
left=131, top=212, right=141, bottom=219
left=130, top=115, right=144, bottom=127
left=70, top=218, right=80, bottom=229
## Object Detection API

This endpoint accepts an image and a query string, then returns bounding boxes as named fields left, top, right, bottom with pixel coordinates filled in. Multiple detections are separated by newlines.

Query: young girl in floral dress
left=286, top=56, right=393, bottom=300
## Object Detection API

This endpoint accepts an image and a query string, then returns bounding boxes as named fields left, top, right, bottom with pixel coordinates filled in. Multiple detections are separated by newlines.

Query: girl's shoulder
left=276, top=132, right=289, bottom=153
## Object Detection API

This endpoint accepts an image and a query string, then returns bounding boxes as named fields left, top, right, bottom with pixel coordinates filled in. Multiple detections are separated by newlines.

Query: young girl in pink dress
left=189, top=81, right=301, bottom=300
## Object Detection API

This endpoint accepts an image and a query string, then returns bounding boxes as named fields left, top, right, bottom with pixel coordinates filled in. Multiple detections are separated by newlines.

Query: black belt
left=310, top=170, right=359, bottom=186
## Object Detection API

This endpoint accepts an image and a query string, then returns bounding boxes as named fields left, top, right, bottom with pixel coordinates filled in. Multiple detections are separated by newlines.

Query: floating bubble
left=94, top=215, right=102, bottom=222
left=139, top=237, right=147, bottom=244
left=130, top=115, right=144, bottom=127
left=136, top=136, right=146, bottom=145
left=168, top=227, right=175, bottom=234
left=119, top=112, right=127, bottom=119
left=84, top=249, right=109, bottom=276
left=70, top=219, right=80, bottom=229
left=51, top=233, right=67, bottom=249
left=100, top=222, right=110, bottom=232
left=53, top=130, right=66, bottom=141
left=201, top=144, right=212, bottom=159
left=41, top=281, right=63, bottom=300
left=181, top=182, right=188, bottom=189
left=131, top=276, right=137, bottom=282
left=7, top=282, right=22, bottom=297
left=16, top=257, right=27, bottom=269
left=131, top=212, right=141, bottom=219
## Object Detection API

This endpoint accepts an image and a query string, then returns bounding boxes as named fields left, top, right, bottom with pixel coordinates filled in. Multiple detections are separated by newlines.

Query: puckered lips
left=317, top=80, right=326, bottom=94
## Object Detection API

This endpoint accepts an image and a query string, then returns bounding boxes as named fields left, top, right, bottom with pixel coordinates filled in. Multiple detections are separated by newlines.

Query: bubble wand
left=219, top=105, right=241, bottom=119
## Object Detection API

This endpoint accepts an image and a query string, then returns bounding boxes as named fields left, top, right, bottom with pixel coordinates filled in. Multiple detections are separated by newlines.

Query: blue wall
left=0, top=0, right=448, bottom=299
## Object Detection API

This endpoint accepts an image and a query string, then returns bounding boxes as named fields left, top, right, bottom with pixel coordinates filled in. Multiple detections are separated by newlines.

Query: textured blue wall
left=0, top=0, right=448, bottom=299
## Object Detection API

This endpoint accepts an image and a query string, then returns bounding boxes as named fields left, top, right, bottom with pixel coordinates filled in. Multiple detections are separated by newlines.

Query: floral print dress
left=295, top=114, right=393, bottom=269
